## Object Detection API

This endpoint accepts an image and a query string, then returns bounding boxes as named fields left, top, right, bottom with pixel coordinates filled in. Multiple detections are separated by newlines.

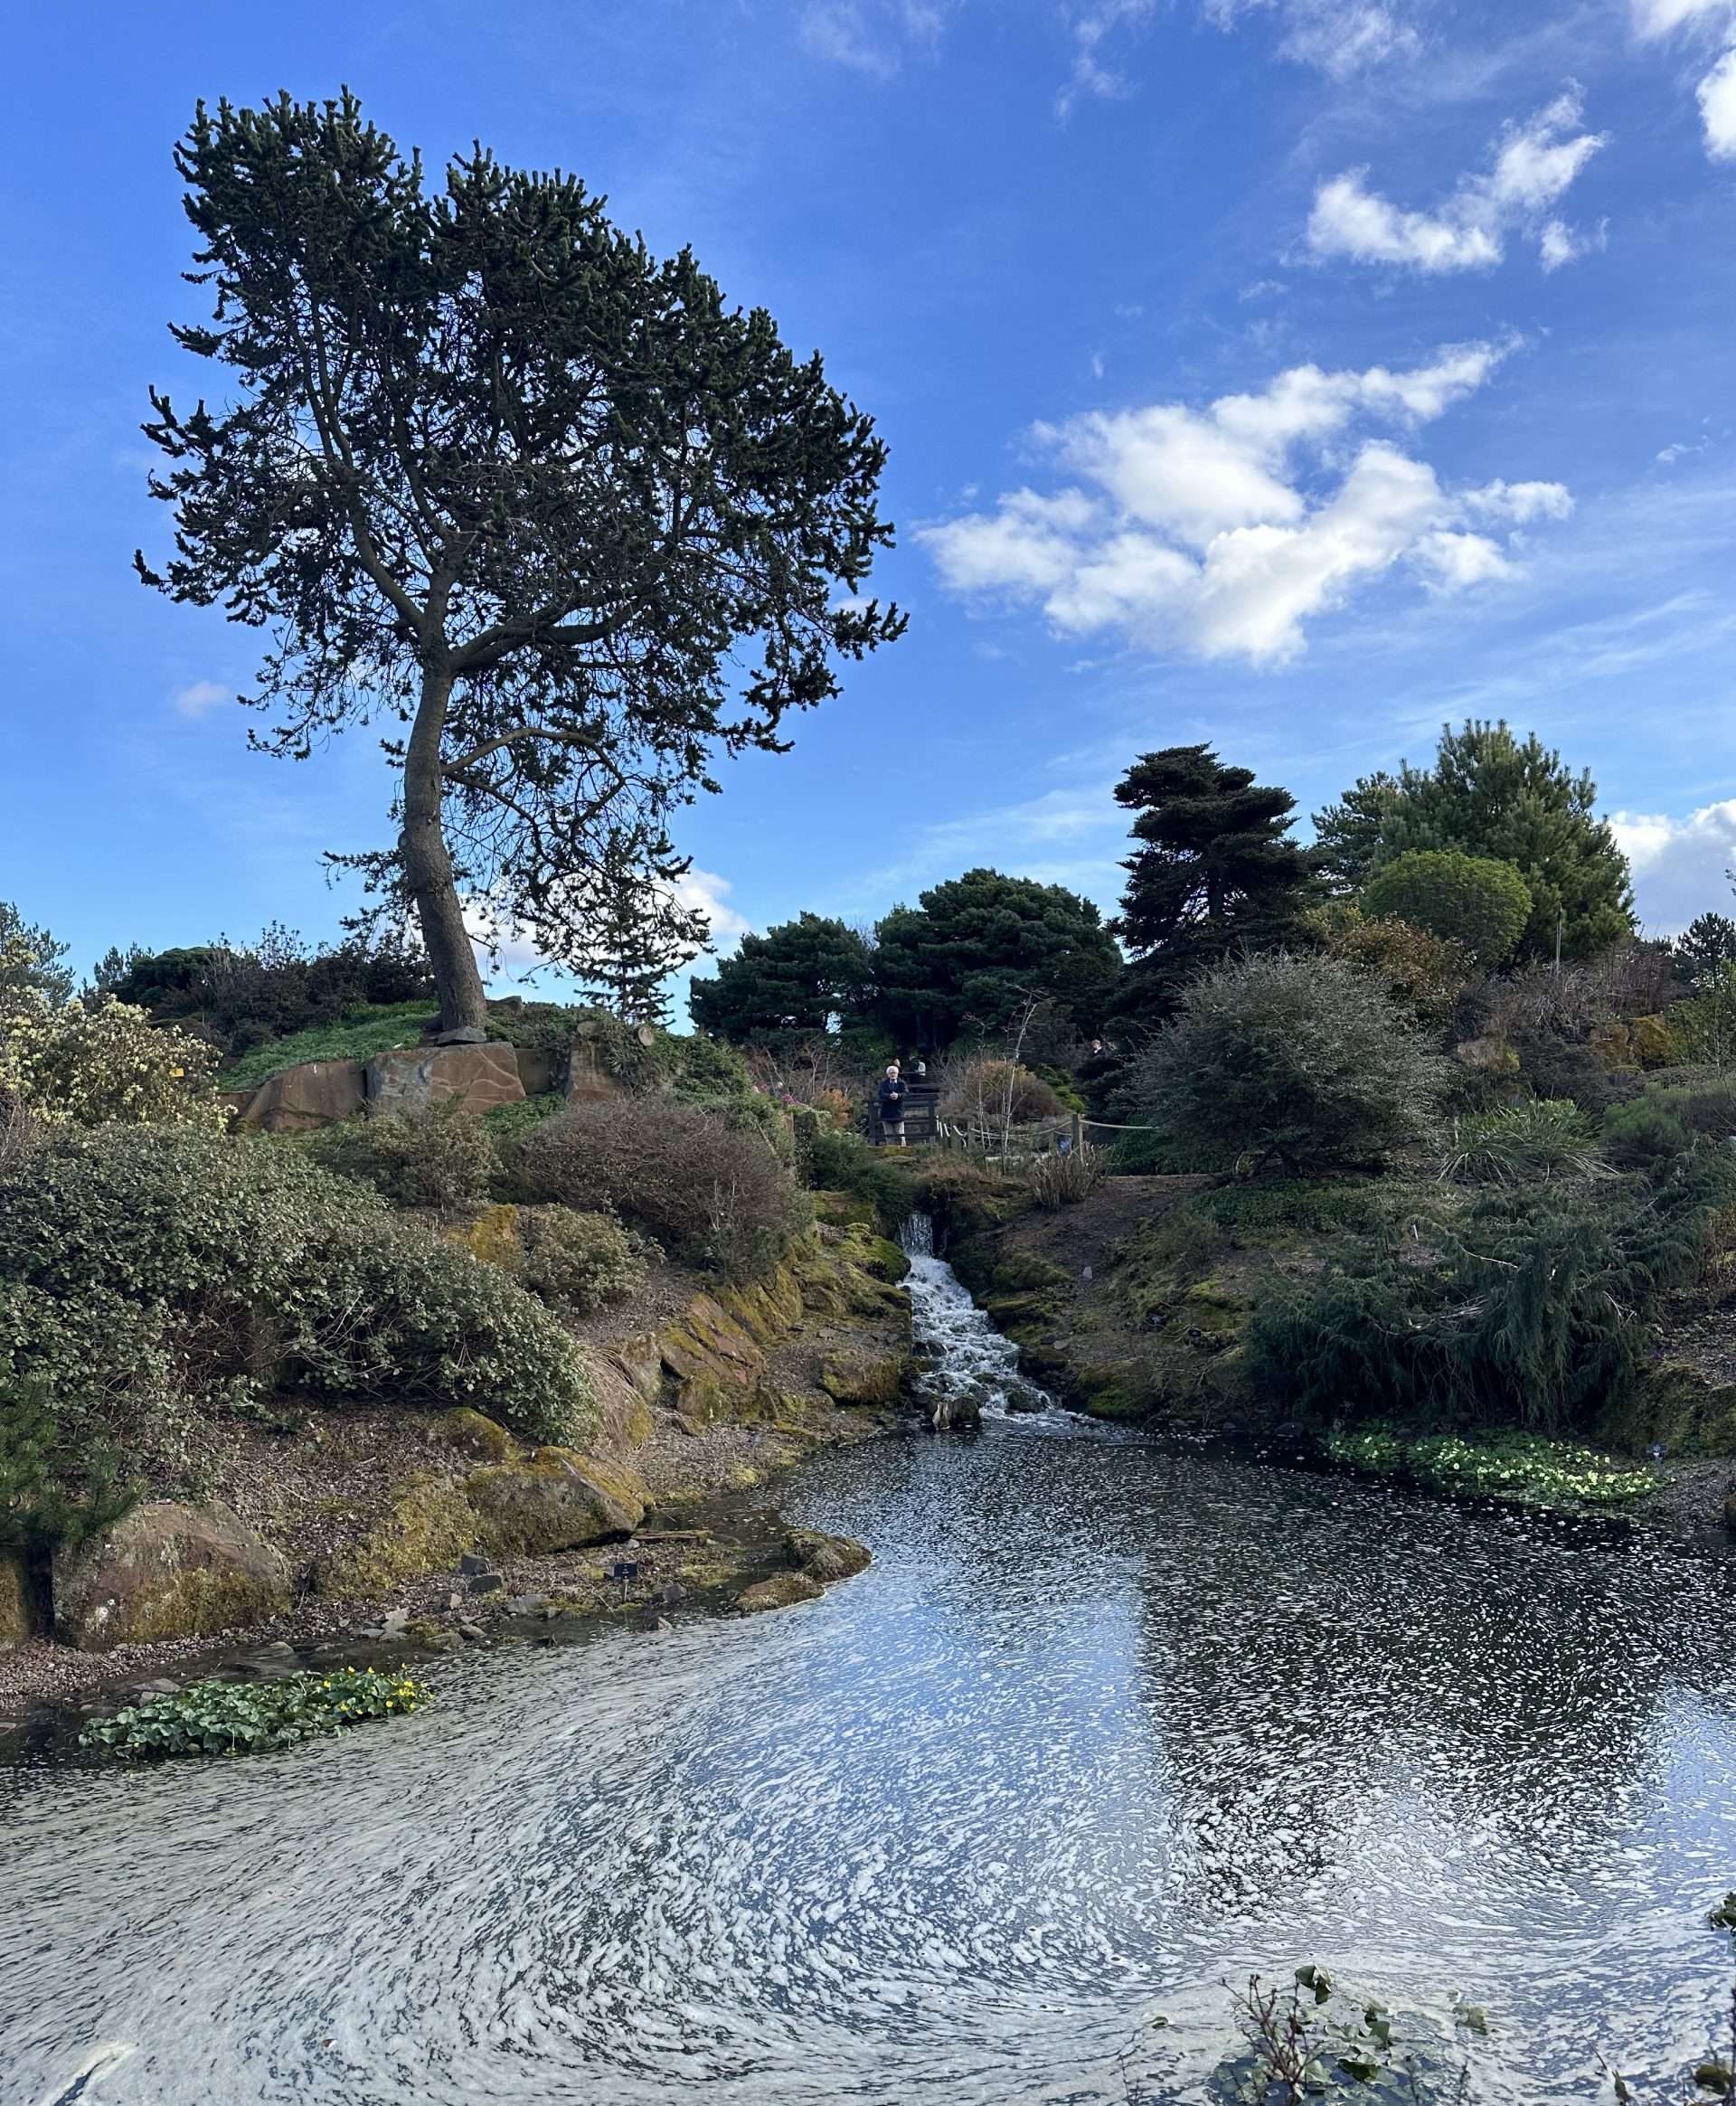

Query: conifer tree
left=1110, top=746, right=1312, bottom=1018
left=688, top=915, right=874, bottom=1044
left=135, top=92, right=902, bottom=1033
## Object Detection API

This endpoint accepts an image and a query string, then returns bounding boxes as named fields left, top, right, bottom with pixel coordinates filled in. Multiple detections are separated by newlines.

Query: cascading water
left=896, top=1212, right=1058, bottom=1426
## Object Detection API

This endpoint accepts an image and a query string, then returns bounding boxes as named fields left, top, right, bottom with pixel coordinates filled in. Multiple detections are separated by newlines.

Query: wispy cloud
left=799, top=0, right=950, bottom=78
left=172, top=680, right=231, bottom=719
left=920, top=343, right=1572, bottom=666
left=1632, top=0, right=1736, bottom=159
left=1060, top=0, right=1415, bottom=114
left=1307, top=90, right=1608, bottom=275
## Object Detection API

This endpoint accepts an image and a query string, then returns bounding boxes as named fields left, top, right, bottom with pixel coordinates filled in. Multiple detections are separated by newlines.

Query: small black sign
left=611, top=1561, right=641, bottom=1582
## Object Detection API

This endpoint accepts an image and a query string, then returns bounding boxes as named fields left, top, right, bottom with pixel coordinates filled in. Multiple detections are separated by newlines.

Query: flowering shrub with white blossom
left=0, top=991, right=224, bottom=1129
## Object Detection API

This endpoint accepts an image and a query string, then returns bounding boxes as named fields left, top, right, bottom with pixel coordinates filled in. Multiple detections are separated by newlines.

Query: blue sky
left=6, top=0, right=1736, bottom=1010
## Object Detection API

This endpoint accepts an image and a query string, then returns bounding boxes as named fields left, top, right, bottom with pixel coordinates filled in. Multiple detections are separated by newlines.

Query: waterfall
left=896, top=1214, right=1055, bottom=1428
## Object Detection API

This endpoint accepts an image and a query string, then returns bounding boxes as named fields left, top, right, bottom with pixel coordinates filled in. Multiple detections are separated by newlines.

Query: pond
left=6, top=1254, right=1736, bottom=2103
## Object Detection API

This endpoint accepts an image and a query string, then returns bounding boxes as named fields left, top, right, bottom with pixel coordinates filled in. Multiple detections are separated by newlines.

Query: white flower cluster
left=0, top=991, right=226, bottom=1129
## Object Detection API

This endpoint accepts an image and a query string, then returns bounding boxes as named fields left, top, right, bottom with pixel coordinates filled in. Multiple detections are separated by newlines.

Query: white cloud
left=1061, top=0, right=1411, bottom=110
left=173, top=679, right=230, bottom=718
left=1611, top=800, right=1736, bottom=933
left=1698, top=42, right=1736, bottom=153
left=1632, top=0, right=1736, bottom=159
left=920, top=343, right=1569, bottom=666
left=674, top=868, right=751, bottom=949
left=1204, top=0, right=1418, bottom=76
left=800, top=0, right=948, bottom=76
left=1307, top=90, right=1609, bottom=276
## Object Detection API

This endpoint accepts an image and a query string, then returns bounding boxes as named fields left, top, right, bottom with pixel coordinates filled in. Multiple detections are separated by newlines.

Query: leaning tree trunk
left=401, top=666, right=490, bottom=1034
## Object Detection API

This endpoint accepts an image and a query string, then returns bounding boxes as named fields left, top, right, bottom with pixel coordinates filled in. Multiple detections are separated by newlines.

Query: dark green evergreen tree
left=135, top=91, right=902, bottom=1034
left=1109, top=745, right=1312, bottom=1020
left=1675, top=911, right=1736, bottom=995
left=0, top=902, right=73, bottom=1007
left=688, top=915, right=874, bottom=1044
left=1315, top=722, right=1634, bottom=962
left=873, top=869, right=1119, bottom=1048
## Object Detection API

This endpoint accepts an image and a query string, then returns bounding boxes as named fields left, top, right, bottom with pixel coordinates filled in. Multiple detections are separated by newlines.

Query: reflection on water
left=7, top=1434, right=1736, bottom=2101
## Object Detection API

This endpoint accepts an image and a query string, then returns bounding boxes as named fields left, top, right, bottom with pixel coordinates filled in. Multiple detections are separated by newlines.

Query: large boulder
left=786, top=1529, right=873, bottom=1583
left=467, top=1450, right=646, bottom=1557
left=234, top=1058, right=366, bottom=1133
left=366, top=1043, right=524, bottom=1118
left=565, top=1036, right=627, bottom=1104
left=0, top=1551, right=36, bottom=1648
left=819, top=1350, right=907, bottom=1408
left=53, top=1501, right=291, bottom=1652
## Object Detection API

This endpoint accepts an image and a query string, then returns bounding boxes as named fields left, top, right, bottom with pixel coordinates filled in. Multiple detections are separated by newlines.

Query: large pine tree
left=1110, top=745, right=1312, bottom=1020
left=135, top=92, right=902, bottom=1034
left=688, top=915, right=875, bottom=1044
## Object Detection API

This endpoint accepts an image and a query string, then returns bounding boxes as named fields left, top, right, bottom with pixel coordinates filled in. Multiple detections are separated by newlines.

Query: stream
left=7, top=1240, right=1736, bottom=2102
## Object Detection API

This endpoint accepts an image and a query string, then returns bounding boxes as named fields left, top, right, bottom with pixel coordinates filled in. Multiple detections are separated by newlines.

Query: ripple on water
left=7, top=1263, right=1736, bottom=2103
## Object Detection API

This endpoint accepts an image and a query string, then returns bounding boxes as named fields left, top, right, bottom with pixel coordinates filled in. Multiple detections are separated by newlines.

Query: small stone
left=458, top=1621, right=486, bottom=1641
left=459, top=1553, right=490, bottom=1576
left=137, top=1678, right=181, bottom=1696
left=468, top=1572, right=505, bottom=1594
left=427, top=1025, right=488, bottom=1045
left=735, top=1572, right=826, bottom=1616
left=380, top=1608, right=410, bottom=1636
left=446, top=1591, right=464, bottom=1611
left=506, top=1593, right=550, bottom=1615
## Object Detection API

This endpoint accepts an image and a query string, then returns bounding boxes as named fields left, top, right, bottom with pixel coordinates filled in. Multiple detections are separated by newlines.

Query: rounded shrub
left=516, top=1206, right=646, bottom=1315
left=1126, top=950, right=1450, bottom=1176
left=0, top=1126, right=592, bottom=1446
left=302, top=1103, right=497, bottom=1212
left=1362, top=850, right=1532, bottom=968
left=516, top=1097, right=809, bottom=1280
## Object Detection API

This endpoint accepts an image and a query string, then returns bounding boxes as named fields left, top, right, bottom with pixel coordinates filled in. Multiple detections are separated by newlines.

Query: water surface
left=7, top=1264, right=1736, bottom=2103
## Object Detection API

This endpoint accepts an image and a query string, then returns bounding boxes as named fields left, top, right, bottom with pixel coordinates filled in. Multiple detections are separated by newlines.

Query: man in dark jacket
left=876, top=1062, right=909, bottom=1147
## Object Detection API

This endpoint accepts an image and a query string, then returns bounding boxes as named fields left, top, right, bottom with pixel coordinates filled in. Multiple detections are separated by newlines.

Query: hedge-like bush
left=516, top=1206, right=646, bottom=1315
left=303, top=1104, right=497, bottom=1212
left=1126, top=951, right=1449, bottom=1175
left=1362, top=850, right=1532, bottom=968
left=516, top=1097, right=808, bottom=1280
left=0, top=1127, right=592, bottom=1447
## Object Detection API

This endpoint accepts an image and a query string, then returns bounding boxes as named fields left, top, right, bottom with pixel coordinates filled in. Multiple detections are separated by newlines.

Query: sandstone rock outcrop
left=54, top=1501, right=291, bottom=1651
left=233, top=1058, right=366, bottom=1133
left=365, top=1042, right=525, bottom=1116
left=466, top=1449, right=647, bottom=1557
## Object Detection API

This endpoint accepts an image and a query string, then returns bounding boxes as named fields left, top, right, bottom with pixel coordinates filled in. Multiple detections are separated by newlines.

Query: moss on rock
left=786, top=1528, right=873, bottom=1582
left=317, top=1478, right=478, bottom=1600
left=819, top=1349, right=908, bottom=1407
left=55, top=1501, right=293, bottom=1650
left=428, top=1406, right=518, bottom=1463
left=467, top=1448, right=646, bottom=1557
left=736, top=1571, right=825, bottom=1614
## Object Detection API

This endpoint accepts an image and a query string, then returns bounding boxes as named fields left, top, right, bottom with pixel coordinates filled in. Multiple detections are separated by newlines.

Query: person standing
left=877, top=1062, right=909, bottom=1147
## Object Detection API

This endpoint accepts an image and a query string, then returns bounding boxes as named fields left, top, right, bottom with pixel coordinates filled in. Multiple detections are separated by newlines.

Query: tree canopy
left=1109, top=744, right=1313, bottom=1020
left=688, top=915, right=875, bottom=1043
left=0, top=902, right=73, bottom=1008
left=1313, top=722, right=1633, bottom=962
left=1361, top=849, right=1532, bottom=968
left=1675, top=912, right=1736, bottom=995
left=873, top=869, right=1119, bottom=1048
left=136, top=91, right=902, bottom=1031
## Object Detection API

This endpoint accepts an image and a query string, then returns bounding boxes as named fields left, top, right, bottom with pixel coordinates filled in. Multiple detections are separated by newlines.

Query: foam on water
left=9, top=1261, right=1736, bottom=2104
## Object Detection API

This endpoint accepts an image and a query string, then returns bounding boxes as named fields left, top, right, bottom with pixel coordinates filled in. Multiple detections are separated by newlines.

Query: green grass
left=1326, top=1424, right=1658, bottom=1510
left=221, top=1003, right=437, bottom=1091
